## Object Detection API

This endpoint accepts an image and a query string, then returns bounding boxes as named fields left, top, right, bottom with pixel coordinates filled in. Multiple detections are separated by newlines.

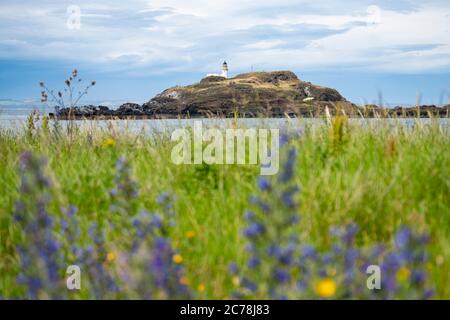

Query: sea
left=1, top=101, right=449, bottom=134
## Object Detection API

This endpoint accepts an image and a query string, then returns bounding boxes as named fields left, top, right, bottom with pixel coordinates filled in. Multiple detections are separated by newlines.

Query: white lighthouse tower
left=206, top=61, right=229, bottom=79
left=221, top=61, right=229, bottom=78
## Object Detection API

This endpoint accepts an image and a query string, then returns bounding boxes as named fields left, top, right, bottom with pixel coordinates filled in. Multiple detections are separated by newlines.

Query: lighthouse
left=206, top=61, right=229, bottom=79
left=221, top=61, right=229, bottom=78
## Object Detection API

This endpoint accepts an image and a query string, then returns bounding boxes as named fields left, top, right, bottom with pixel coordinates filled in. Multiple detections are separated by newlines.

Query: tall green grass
left=0, top=117, right=449, bottom=299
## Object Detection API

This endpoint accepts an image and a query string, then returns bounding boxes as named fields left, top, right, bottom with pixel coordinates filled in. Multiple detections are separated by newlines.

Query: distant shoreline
left=48, top=104, right=450, bottom=120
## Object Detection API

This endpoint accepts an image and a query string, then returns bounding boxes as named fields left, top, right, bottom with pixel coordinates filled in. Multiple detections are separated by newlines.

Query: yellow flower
left=197, top=283, right=206, bottom=292
left=180, top=277, right=190, bottom=286
left=105, top=137, right=115, bottom=146
left=106, top=252, right=116, bottom=263
left=172, top=254, right=183, bottom=264
left=397, top=266, right=411, bottom=282
left=232, top=276, right=240, bottom=287
left=315, top=278, right=337, bottom=298
left=186, top=231, right=196, bottom=240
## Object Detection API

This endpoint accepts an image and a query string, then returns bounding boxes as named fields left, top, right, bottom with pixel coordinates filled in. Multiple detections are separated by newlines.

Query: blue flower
left=301, top=245, right=316, bottom=259
left=278, top=251, right=293, bottom=266
left=395, top=226, right=411, bottom=249
left=411, top=270, right=426, bottom=285
left=273, top=269, right=290, bottom=283
left=248, top=256, right=260, bottom=269
left=257, top=177, right=271, bottom=191
left=241, top=278, right=258, bottom=292
left=244, top=223, right=265, bottom=238
left=228, top=263, right=239, bottom=274
left=279, top=148, right=297, bottom=183
left=267, top=245, right=281, bottom=257
left=342, top=223, right=359, bottom=246
left=424, top=289, right=435, bottom=299
left=244, top=211, right=255, bottom=221
left=150, top=214, right=163, bottom=230
left=281, top=187, right=299, bottom=208
left=289, top=214, right=300, bottom=224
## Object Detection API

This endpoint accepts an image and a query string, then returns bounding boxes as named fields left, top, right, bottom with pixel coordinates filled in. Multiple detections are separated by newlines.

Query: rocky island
left=51, top=71, right=449, bottom=119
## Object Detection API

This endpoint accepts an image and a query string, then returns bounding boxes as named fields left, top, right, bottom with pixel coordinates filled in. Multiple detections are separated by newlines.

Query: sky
left=0, top=0, right=449, bottom=106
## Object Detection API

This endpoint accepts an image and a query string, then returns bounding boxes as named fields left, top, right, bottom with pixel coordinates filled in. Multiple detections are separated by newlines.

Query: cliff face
left=141, top=71, right=354, bottom=117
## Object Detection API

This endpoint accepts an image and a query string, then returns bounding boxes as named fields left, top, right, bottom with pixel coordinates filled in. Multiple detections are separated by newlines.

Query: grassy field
left=0, top=116, right=449, bottom=299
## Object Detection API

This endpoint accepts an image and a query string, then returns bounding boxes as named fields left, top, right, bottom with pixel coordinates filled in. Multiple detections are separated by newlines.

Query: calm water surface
left=1, top=104, right=449, bottom=133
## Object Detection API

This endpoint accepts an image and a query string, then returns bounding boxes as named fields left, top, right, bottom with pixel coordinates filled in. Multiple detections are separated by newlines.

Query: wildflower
left=257, top=177, right=271, bottom=191
left=157, top=192, right=173, bottom=209
left=186, top=231, right=196, bottom=240
left=424, top=289, right=435, bottom=299
left=315, top=278, right=337, bottom=298
left=280, top=187, right=299, bottom=208
left=301, top=245, right=316, bottom=260
left=267, top=245, right=281, bottom=257
left=274, top=269, right=290, bottom=284
left=278, top=249, right=294, bottom=265
left=396, top=266, right=411, bottom=282
left=279, top=148, right=297, bottom=183
left=228, top=263, right=239, bottom=274
left=289, top=214, right=300, bottom=224
left=244, top=211, right=255, bottom=221
left=241, top=278, right=258, bottom=293
left=395, top=227, right=411, bottom=249
left=342, top=223, right=359, bottom=246
left=172, top=254, right=183, bottom=264
left=248, top=256, right=260, bottom=269
left=106, top=252, right=116, bottom=263
left=180, top=277, right=190, bottom=286
left=410, top=270, right=426, bottom=285
left=14, top=152, right=67, bottom=299
left=197, top=284, right=206, bottom=292
left=244, top=223, right=265, bottom=238
left=109, top=156, right=140, bottom=222
left=279, top=133, right=290, bottom=147
left=150, top=214, right=163, bottom=230
left=105, top=137, right=115, bottom=147
left=232, top=276, right=240, bottom=287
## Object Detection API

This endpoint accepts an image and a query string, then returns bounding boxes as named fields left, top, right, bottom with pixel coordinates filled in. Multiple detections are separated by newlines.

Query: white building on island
left=206, top=61, right=229, bottom=79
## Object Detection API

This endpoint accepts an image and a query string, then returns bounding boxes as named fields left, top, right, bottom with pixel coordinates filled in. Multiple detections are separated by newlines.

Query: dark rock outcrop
left=54, top=105, right=114, bottom=118
left=115, top=103, right=145, bottom=116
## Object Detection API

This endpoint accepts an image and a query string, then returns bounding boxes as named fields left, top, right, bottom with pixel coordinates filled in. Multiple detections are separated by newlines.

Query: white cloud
left=244, top=40, right=285, bottom=50
left=0, top=1, right=449, bottom=74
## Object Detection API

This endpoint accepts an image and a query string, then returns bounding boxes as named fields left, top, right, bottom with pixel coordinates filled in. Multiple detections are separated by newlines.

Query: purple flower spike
left=244, top=223, right=265, bottom=238
left=273, top=269, right=290, bottom=284
left=257, top=177, right=271, bottom=191
left=395, top=227, right=411, bottom=249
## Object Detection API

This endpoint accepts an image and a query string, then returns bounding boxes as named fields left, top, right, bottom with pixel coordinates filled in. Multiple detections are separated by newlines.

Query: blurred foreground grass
left=0, top=116, right=449, bottom=299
